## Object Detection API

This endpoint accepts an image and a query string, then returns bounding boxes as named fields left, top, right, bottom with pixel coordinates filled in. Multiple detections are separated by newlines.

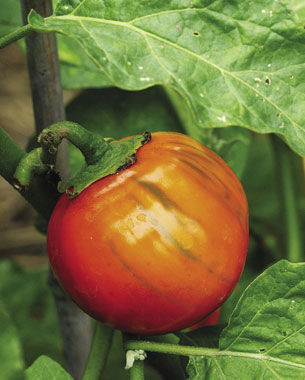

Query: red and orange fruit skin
left=183, top=308, right=221, bottom=332
left=47, top=132, right=249, bottom=335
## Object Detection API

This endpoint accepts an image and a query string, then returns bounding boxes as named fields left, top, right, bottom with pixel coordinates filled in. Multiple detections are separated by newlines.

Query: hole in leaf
left=265, top=77, right=271, bottom=85
left=193, top=31, right=200, bottom=36
left=259, top=348, right=266, bottom=353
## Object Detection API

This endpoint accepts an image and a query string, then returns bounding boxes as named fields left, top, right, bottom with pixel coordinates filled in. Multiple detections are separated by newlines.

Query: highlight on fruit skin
left=47, top=132, right=249, bottom=335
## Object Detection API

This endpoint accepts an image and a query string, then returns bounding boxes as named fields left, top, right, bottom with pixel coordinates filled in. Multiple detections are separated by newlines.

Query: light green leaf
left=57, top=35, right=112, bottom=88
left=0, top=300, right=24, bottom=380
left=290, top=0, right=305, bottom=21
left=26, top=0, right=305, bottom=156
left=25, top=356, right=72, bottom=380
left=187, top=260, right=305, bottom=379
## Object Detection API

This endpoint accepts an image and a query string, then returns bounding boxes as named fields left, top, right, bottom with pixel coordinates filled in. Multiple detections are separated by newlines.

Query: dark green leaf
left=66, top=87, right=184, bottom=174
left=66, top=87, right=184, bottom=139
left=25, top=356, right=72, bottom=380
left=0, top=0, right=22, bottom=37
left=0, top=300, right=24, bottom=380
left=179, top=325, right=224, bottom=349
left=27, top=1, right=305, bottom=156
left=241, top=133, right=305, bottom=260
left=187, top=260, right=305, bottom=379
left=0, top=260, right=63, bottom=366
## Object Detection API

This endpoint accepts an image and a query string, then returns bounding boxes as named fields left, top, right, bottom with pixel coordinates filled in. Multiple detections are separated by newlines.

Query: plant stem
left=39, top=121, right=109, bottom=165
left=14, top=148, right=54, bottom=188
left=0, top=24, right=33, bottom=49
left=129, top=360, right=145, bottom=380
left=0, top=127, right=59, bottom=220
left=125, top=340, right=218, bottom=357
left=21, top=0, right=69, bottom=181
left=271, top=135, right=303, bottom=262
left=81, top=323, right=114, bottom=380
left=146, top=334, right=186, bottom=380
left=20, top=1, right=92, bottom=378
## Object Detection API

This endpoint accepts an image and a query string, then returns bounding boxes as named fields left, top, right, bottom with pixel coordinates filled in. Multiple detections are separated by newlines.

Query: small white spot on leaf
left=217, top=115, right=227, bottom=122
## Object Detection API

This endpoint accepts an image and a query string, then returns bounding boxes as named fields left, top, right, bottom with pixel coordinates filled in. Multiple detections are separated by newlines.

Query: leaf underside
left=26, top=0, right=305, bottom=156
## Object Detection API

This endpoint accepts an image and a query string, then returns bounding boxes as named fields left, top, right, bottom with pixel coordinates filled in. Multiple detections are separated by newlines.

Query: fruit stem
left=14, top=148, right=55, bottom=189
left=125, top=340, right=219, bottom=357
left=38, top=121, right=110, bottom=165
left=81, top=322, right=114, bottom=380
left=0, top=24, right=33, bottom=49
left=129, top=360, right=145, bottom=380
left=0, top=127, right=59, bottom=220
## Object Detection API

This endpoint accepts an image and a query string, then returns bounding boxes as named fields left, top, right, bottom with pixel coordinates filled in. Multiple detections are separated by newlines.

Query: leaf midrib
left=47, top=14, right=302, bottom=134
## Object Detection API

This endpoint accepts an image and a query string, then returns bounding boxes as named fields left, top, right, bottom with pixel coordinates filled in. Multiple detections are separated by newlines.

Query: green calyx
left=14, top=121, right=151, bottom=198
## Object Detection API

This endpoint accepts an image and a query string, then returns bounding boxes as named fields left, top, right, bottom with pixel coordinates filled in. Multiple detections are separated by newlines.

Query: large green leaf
left=0, top=300, right=24, bottom=380
left=25, top=356, right=72, bottom=380
left=187, top=260, right=305, bottom=379
left=26, top=0, right=305, bottom=156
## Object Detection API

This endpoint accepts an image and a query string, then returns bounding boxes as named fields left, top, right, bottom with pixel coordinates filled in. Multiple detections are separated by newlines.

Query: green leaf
left=0, top=260, right=63, bottom=366
left=65, top=87, right=184, bottom=174
left=186, top=260, right=305, bottom=379
left=57, top=36, right=112, bottom=88
left=0, top=300, right=24, bottom=380
left=27, top=1, right=305, bottom=156
left=241, top=134, right=282, bottom=259
left=179, top=325, right=224, bottom=350
left=66, top=87, right=184, bottom=139
left=241, top=133, right=305, bottom=260
left=0, top=0, right=22, bottom=37
left=25, top=356, right=72, bottom=380
left=290, top=0, right=305, bottom=21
